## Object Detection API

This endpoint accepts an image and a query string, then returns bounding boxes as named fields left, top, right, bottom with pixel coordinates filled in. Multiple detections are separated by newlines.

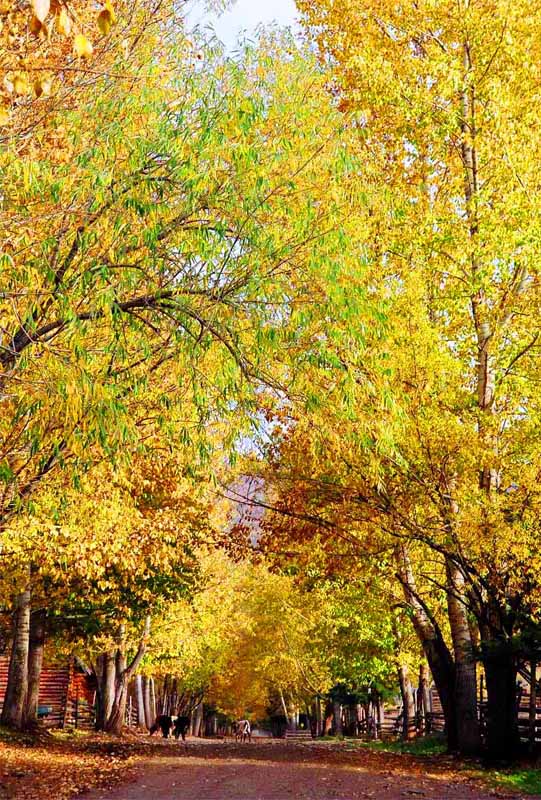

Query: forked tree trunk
left=105, top=617, right=151, bottom=735
left=446, top=559, right=480, bottom=755
left=1, top=590, right=31, bottom=729
left=24, top=609, right=46, bottom=728
left=95, top=616, right=151, bottom=734
left=105, top=645, right=128, bottom=734
left=396, top=544, right=458, bottom=749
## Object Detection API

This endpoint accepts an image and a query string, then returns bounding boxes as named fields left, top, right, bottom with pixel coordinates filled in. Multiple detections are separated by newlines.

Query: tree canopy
left=0, top=0, right=540, bottom=765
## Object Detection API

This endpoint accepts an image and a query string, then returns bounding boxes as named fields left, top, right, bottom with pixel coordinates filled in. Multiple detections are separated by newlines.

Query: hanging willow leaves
left=0, top=34, right=362, bottom=539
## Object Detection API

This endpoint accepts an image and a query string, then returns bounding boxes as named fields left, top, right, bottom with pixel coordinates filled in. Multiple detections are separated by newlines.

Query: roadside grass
left=0, top=723, right=39, bottom=744
left=306, top=733, right=448, bottom=754
left=51, top=726, right=92, bottom=740
left=361, top=733, right=448, bottom=756
left=482, top=767, right=541, bottom=796
left=362, top=734, right=541, bottom=795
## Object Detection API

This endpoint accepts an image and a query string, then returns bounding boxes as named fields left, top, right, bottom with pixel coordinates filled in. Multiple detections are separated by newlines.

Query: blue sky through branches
left=190, top=0, right=299, bottom=48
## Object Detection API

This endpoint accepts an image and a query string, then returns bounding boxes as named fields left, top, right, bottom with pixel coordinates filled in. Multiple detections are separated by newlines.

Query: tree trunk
left=94, top=655, right=105, bottom=730
left=398, top=665, right=416, bottom=740
left=376, top=694, right=384, bottom=737
left=483, top=643, right=520, bottom=762
left=24, top=609, right=46, bottom=729
left=316, top=695, right=322, bottom=736
left=95, top=617, right=150, bottom=734
left=418, top=663, right=431, bottom=734
left=94, top=653, right=115, bottom=731
left=100, top=650, right=116, bottom=730
left=279, top=687, right=290, bottom=730
left=105, top=617, right=150, bottom=735
left=170, top=678, right=178, bottom=717
left=143, top=675, right=153, bottom=728
left=332, top=700, right=342, bottom=737
left=396, top=544, right=458, bottom=749
left=105, top=646, right=128, bottom=735
left=135, top=674, right=146, bottom=729
left=1, top=590, right=31, bottom=729
left=446, top=559, right=480, bottom=755
left=192, top=701, right=203, bottom=737
left=150, top=676, right=157, bottom=722
left=323, top=699, right=333, bottom=735
left=94, top=650, right=117, bottom=731
left=529, top=660, right=537, bottom=756
left=162, top=674, right=171, bottom=715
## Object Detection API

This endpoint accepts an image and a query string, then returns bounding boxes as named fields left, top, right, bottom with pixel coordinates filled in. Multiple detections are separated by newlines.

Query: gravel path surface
left=78, top=740, right=533, bottom=800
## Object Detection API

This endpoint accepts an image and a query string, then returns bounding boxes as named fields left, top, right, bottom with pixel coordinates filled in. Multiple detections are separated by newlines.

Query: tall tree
left=0, top=26, right=365, bottom=729
left=264, top=0, right=541, bottom=759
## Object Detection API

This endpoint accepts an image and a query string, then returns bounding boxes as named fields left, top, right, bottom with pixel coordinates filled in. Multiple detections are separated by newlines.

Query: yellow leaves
left=29, top=0, right=51, bottom=36
left=34, top=76, right=52, bottom=97
left=2, top=73, right=13, bottom=94
left=97, top=9, right=112, bottom=35
left=56, top=7, right=71, bottom=36
left=30, top=14, right=44, bottom=34
left=74, top=33, right=93, bottom=58
left=12, top=72, right=30, bottom=96
left=0, top=105, right=10, bottom=125
left=98, top=3, right=116, bottom=35
left=2, top=71, right=42, bottom=98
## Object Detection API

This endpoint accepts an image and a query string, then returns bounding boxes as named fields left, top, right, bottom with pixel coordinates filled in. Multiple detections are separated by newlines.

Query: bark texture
left=396, top=544, right=458, bottom=749
left=135, top=674, right=147, bottom=729
left=446, top=559, right=480, bottom=755
left=1, top=590, right=31, bottom=729
left=332, top=700, right=342, bottom=737
left=104, top=617, right=151, bottom=735
left=143, top=675, right=153, bottom=729
left=398, top=665, right=416, bottom=740
left=94, top=616, right=151, bottom=733
left=24, top=609, right=46, bottom=728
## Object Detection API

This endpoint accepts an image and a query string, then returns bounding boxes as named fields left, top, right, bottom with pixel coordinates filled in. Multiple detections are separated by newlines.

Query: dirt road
left=78, top=740, right=528, bottom=800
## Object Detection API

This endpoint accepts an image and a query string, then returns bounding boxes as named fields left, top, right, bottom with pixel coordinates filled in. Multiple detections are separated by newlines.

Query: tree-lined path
left=79, top=741, right=524, bottom=800
left=3, top=0, right=541, bottom=792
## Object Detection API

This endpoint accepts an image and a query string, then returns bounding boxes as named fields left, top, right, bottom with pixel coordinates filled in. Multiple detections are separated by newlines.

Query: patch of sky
left=187, top=0, right=299, bottom=51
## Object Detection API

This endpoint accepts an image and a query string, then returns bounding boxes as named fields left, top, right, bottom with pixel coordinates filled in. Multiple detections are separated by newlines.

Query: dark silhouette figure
left=149, top=714, right=173, bottom=738
left=173, top=715, right=190, bottom=741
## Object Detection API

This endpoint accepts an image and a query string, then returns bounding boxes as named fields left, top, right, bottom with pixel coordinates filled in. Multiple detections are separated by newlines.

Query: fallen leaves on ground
left=0, top=734, right=523, bottom=800
left=0, top=729, right=145, bottom=799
